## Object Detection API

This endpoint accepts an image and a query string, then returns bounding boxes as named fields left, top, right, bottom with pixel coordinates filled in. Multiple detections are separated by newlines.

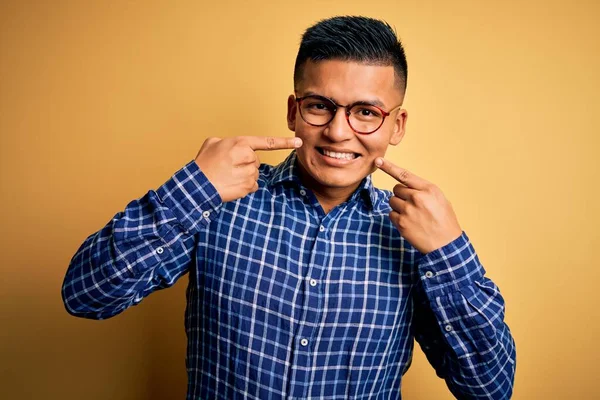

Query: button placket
left=288, top=216, right=332, bottom=399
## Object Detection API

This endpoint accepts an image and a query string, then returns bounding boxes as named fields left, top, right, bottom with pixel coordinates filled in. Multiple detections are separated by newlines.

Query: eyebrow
left=302, top=91, right=387, bottom=109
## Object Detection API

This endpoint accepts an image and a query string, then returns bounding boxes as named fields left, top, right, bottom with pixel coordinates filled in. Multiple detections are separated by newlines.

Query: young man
left=63, top=16, right=516, bottom=399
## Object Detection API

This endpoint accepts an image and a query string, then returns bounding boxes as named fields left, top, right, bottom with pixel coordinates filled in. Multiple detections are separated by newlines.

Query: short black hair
left=293, top=16, right=408, bottom=95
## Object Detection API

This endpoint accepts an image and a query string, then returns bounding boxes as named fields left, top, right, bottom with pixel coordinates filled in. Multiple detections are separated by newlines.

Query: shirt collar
left=268, top=151, right=376, bottom=210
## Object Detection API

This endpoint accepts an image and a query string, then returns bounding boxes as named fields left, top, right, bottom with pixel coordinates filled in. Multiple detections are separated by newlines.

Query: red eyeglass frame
left=295, top=94, right=403, bottom=134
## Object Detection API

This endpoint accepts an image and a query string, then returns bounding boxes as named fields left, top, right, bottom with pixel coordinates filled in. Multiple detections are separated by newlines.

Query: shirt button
left=202, top=210, right=210, bottom=218
left=300, top=338, right=309, bottom=346
left=156, top=247, right=164, bottom=254
left=445, top=324, right=453, bottom=332
left=319, top=225, right=325, bottom=232
left=425, top=271, right=434, bottom=278
left=299, top=189, right=306, bottom=196
left=309, top=279, right=317, bottom=287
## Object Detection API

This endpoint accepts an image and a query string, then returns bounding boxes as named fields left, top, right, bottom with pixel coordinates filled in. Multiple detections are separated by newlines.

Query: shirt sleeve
left=412, top=231, right=516, bottom=399
left=61, top=160, right=222, bottom=320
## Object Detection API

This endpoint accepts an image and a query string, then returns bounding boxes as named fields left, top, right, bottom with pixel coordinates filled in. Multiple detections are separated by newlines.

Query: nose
left=323, top=108, right=354, bottom=142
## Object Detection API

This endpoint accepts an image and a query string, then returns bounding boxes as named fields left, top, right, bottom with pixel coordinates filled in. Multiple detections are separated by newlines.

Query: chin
left=296, top=149, right=371, bottom=190
left=310, top=167, right=368, bottom=190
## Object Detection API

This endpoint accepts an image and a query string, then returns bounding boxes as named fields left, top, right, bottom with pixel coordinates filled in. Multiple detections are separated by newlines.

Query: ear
left=287, top=94, right=297, bottom=132
left=389, top=109, right=408, bottom=146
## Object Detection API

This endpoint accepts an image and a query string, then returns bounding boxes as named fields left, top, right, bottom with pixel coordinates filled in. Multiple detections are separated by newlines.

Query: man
left=63, top=16, right=516, bottom=399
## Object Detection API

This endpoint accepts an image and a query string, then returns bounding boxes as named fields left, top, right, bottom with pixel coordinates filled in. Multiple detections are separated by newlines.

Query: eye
left=354, top=106, right=382, bottom=118
left=302, top=98, right=334, bottom=114
left=308, top=102, right=327, bottom=110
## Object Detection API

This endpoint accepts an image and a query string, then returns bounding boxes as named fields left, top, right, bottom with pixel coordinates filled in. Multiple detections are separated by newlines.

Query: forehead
left=297, top=60, right=401, bottom=105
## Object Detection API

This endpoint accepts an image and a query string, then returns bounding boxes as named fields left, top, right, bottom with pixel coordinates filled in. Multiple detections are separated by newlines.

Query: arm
left=62, top=136, right=301, bottom=320
left=374, top=158, right=516, bottom=398
left=413, top=232, right=516, bottom=399
left=61, top=160, right=222, bottom=320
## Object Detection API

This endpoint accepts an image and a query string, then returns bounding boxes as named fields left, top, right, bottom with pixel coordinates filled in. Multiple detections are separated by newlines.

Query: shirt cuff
left=155, top=160, right=222, bottom=234
left=417, top=231, right=485, bottom=295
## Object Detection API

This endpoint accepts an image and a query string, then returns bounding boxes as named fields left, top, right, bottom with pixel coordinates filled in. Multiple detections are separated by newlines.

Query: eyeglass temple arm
left=384, top=104, right=404, bottom=116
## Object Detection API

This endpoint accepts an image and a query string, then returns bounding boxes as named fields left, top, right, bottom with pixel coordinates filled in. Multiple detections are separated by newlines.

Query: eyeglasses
left=296, top=94, right=402, bottom=135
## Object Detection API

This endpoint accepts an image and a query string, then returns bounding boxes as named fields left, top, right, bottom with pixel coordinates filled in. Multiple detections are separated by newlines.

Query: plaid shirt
left=62, top=152, right=516, bottom=399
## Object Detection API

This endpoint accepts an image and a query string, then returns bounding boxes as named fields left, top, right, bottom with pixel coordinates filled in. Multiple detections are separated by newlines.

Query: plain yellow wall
left=1, top=0, right=598, bottom=399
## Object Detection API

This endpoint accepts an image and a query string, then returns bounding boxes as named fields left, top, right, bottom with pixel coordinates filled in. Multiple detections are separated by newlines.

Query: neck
left=297, top=163, right=360, bottom=214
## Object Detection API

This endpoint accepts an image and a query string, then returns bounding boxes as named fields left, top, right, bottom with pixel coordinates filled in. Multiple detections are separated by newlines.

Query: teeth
left=323, top=149, right=356, bottom=160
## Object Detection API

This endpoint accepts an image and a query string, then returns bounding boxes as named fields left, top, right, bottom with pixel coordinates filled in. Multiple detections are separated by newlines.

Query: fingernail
left=375, top=158, right=383, bottom=167
left=294, top=138, right=302, bottom=148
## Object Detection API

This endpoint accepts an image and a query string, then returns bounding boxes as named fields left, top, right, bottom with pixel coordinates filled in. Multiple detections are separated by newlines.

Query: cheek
left=294, top=129, right=308, bottom=142
left=294, top=126, right=318, bottom=145
left=359, top=138, right=388, bottom=158
left=293, top=129, right=315, bottom=160
left=359, top=127, right=397, bottom=157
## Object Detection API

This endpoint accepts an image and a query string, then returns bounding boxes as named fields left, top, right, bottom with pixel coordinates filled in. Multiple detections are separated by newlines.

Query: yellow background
left=1, top=0, right=598, bottom=399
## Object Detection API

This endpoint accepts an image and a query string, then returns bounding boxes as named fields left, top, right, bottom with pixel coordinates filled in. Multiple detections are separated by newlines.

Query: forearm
left=414, top=232, right=516, bottom=399
left=61, top=160, right=221, bottom=320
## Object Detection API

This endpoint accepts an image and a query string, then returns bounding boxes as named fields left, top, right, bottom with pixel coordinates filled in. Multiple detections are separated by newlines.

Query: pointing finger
left=244, top=136, right=303, bottom=151
left=375, top=157, right=429, bottom=190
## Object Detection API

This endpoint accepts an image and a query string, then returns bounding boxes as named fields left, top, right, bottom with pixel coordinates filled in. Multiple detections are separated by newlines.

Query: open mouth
left=317, top=147, right=360, bottom=160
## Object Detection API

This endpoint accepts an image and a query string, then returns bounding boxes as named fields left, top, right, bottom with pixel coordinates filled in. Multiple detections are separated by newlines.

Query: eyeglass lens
left=299, top=96, right=384, bottom=134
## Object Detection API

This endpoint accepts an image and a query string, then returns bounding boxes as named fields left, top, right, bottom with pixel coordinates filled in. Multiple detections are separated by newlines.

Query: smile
left=317, top=148, right=359, bottom=160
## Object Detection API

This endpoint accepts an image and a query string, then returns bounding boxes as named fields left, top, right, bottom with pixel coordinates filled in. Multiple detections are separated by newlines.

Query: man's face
left=287, top=60, right=407, bottom=192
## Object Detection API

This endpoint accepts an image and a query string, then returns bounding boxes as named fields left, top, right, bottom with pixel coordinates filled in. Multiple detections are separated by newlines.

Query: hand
left=375, top=157, right=463, bottom=254
left=195, top=136, right=302, bottom=203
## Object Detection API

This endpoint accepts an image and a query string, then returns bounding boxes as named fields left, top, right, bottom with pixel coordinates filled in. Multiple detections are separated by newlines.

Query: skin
left=376, top=157, right=463, bottom=254
left=287, top=59, right=462, bottom=253
left=287, top=60, right=407, bottom=213
left=195, top=136, right=302, bottom=203
left=193, top=59, right=462, bottom=255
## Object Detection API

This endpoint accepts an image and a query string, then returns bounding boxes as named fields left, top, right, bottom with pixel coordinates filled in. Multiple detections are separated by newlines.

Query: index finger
left=244, top=136, right=303, bottom=151
left=375, top=157, right=429, bottom=190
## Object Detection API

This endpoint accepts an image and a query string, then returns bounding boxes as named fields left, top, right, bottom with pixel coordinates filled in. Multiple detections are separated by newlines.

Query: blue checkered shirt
left=62, top=152, right=516, bottom=399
